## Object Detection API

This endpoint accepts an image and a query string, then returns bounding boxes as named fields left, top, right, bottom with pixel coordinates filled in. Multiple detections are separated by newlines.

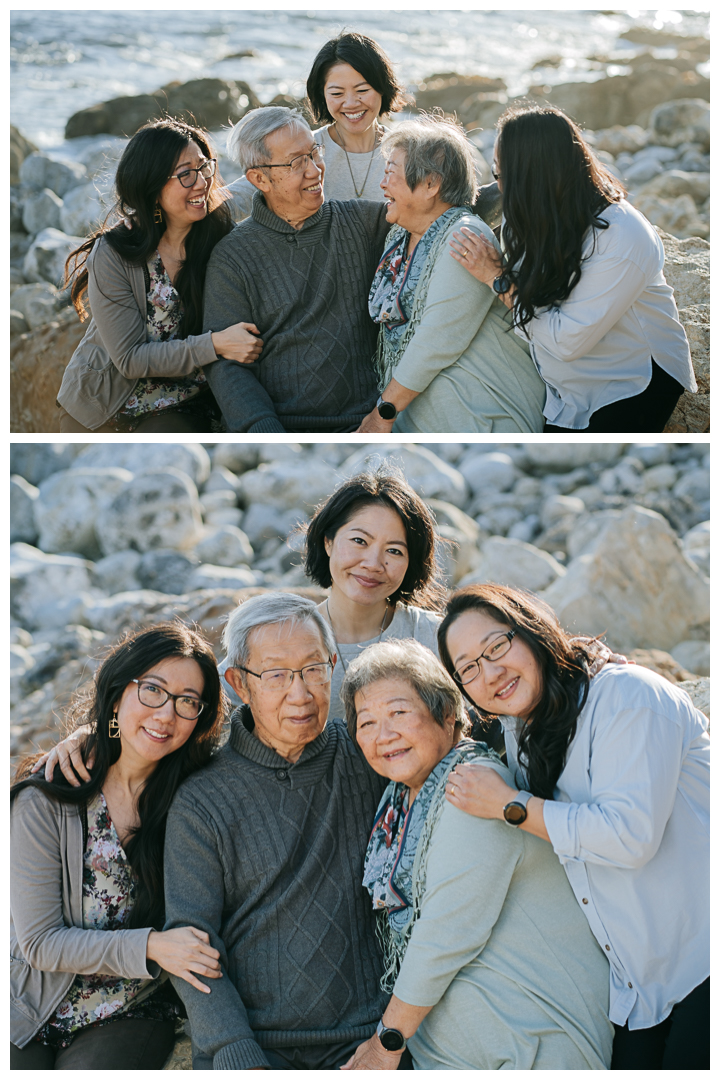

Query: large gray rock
left=673, top=467, right=710, bottom=504
left=681, top=520, right=710, bottom=577
left=426, top=499, right=483, bottom=583
left=459, top=536, right=565, bottom=593
left=91, top=550, right=142, bottom=595
left=23, top=227, right=85, bottom=287
left=541, top=505, right=709, bottom=653
left=632, top=192, right=708, bottom=240
left=11, top=544, right=97, bottom=630
left=19, top=152, right=87, bottom=196
left=187, top=564, right=258, bottom=591
left=523, top=444, right=626, bottom=471
left=34, top=466, right=133, bottom=558
left=240, top=504, right=307, bottom=549
left=238, top=458, right=342, bottom=515
left=11, top=476, right=40, bottom=544
left=137, top=549, right=199, bottom=594
left=96, top=469, right=203, bottom=555
left=10, top=283, right=61, bottom=331
left=638, top=169, right=710, bottom=204
left=71, top=443, right=211, bottom=486
left=649, top=98, right=710, bottom=152
left=342, top=444, right=468, bottom=507
left=194, top=524, right=254, bottom=567
left=22, top=188, right=63, bottom=234
left=60, top=180, right=114, bottom=238
left=10, top=443, right=79, bottom=485
left=457, top=451, right=516, bottom=495
left=670, top=640, right=710, bottom=677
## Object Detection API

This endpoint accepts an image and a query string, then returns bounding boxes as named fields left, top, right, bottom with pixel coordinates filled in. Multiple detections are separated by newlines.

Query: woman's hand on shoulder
left=211, top=322, right=263, bottom=363
left=146, top=927, right=222, bottom=994
left=30, top=725, right=95, bottom=786
left=446, top=761, right=513, bottom=820
left=449, top=226, right=501, bottom=287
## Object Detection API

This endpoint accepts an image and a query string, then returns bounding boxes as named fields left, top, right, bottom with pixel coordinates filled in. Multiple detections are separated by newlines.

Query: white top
left=502, top=664, right=709, bottom=1030
left=517, top=200, right=696, bottom=429
left=223, top=124, right=388, bottom=222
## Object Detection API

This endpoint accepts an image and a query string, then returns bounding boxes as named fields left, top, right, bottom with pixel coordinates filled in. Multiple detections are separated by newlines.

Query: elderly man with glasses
left=162, top=592, right=410, bottom=1071
left=201, top=107, right=391, bottom=432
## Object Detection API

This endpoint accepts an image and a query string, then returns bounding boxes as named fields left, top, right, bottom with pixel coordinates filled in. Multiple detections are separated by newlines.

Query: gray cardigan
left=56, top=236, right=217, bottom=430
left=10, top=787, right=158, bottom=1049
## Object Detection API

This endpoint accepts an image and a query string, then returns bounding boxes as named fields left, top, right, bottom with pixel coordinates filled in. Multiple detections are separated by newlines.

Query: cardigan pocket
left=83, top=344, right=114, bottom=372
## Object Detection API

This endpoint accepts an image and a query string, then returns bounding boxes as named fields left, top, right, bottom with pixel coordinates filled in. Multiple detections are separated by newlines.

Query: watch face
left=503, top=801, right=527, bottom=825
left=380, top=1028, right=405, bottom=1052
left=377, top=400, right=397, bottom=420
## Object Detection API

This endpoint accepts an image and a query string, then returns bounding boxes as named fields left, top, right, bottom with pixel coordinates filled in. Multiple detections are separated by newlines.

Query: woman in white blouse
left=437, top=583, right=709, bottom=1070
left=451, top=104, right=696, bottom=432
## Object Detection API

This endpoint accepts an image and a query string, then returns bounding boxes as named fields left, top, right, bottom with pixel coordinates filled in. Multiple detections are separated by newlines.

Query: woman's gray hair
left=227, top=106, right=312, bottom=172
left=223, top=592, right=336, bottom=681
left=382, top=114, right=478, bottom=207
left=341, top=638, right=468, bottom=743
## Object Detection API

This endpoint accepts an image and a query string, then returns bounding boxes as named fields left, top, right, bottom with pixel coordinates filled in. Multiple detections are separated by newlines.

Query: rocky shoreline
left=10, top=31, right=710, bottom=433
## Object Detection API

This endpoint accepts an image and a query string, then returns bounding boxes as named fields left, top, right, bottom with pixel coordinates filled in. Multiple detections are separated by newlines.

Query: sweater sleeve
left=392, top=769, right=523, bottom=1008
left=163, top=789, right=270, bottom=1070
left=87, top=240, right=217, bottom=378
left=391, top=218, right=498, bottom=394
left=201, top=240, right=285, bottom=433
left=10, top=788, right=155, bottom=979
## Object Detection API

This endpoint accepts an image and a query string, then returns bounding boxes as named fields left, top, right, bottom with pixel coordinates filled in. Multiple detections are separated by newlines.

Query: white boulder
left=23, top=227, right=85, bottom=287
left=457, top=451, right=516, bottom=495
left=22, top=188, right=63, bottom=234
left=238, top=458, right=343, bottom=515
left=34, top=467, right=133, bottom=557
left=71, top=442, right=210, bottom=486
left=342, top=444, right=468, bottom=507
left=523, top=444, right=626, bottom=470
left=11, top=546, right=98, bottom=630
left=670, top=640, right=710, bottom=677
left=11, top=476, right=39, bottom=544
left=194, top=525, right=254, bottom=567
left=96, top=469, right=203, bottom=555
left=459, top=536, right=565, bottom=594
left=187, top=564, right=257, bottom=591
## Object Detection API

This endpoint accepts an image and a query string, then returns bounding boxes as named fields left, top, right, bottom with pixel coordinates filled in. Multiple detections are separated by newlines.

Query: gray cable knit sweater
left=163, top=709, right=388, bottom=1070
left=202, top=192, right=391, bottom=433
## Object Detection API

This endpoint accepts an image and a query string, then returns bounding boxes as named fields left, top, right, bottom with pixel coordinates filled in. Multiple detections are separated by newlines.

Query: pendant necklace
left=325, top=598, right=391, bottom=675
left=334, top=124, right=382, bottom=199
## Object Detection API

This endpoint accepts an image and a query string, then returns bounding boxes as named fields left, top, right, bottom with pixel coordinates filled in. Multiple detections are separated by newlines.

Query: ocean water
left=11, top=8, right=710, bottom=149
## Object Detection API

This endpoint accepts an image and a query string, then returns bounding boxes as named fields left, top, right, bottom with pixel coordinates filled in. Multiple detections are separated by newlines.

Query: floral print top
left=36, top=791, right=176, bottom=1048
left=117, top=251, right=206, bottom=418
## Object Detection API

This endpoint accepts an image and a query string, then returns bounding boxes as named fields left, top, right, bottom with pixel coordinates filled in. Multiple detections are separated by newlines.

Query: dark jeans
left=192, top=1038, right=414, bottom=1070
left=57, top=387, right=220, bottom=434
left=610, top=977, right=710, bottom=1070
left=10, top=1017, right=176, bottom=1070
left=544, top=359, right=684, bottom=433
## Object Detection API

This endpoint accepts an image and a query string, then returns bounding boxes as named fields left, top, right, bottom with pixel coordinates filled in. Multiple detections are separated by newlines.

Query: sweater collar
left=228, top=704, right=333, bottom=768
left=251, top=189, right=330, bottom=235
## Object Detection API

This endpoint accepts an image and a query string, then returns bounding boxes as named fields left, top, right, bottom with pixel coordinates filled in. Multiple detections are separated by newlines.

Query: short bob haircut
left=223, top=591, right=336, bottom=683
left=303, top=466, right=446, bottom=610
left=382, top=114, right=478, bottom=208
left=227, top=106, right=312, bottom=172
left=342, top=638, right=468, bottom=745
left=306, top=31, right=409, bottom=126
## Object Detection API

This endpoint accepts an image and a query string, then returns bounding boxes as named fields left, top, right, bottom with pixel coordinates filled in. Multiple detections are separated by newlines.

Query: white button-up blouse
left=502, top=663, right=709, bottom=1030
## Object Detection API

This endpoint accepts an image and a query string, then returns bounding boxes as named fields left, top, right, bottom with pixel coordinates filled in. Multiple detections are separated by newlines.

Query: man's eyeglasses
left=237, top=660, right=334, bottom=691
left=169, top=159, right=217, bottom=188
left=261, top=144, right=325, bottom=173
left=131, top=679, right=206, bottom=719
left=453, top=631, right=517, bottom=686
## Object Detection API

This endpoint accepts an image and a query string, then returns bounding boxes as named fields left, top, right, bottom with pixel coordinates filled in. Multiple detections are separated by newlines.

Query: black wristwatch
left=502, top=788, right=532, bottom=827
left=492, top=272, right=513, bottom=296
left=376, top=395, right=398, bottom=421
left=376, top=1020, right=407, bottom=1052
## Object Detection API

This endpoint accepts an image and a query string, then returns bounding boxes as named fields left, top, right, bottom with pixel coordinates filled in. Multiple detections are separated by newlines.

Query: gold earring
left=109, top=712, right=121, bottom=738
left=154, top=204, right=163, bottom=224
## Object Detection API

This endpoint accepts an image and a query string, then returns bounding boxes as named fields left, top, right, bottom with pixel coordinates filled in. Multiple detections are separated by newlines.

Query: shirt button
left=277, top=769, right=287, bottom=780
left=628, top=982, right=633, bottom=988
left=582, top=898, right=589, bottom=904
left=605, top=945, right=611, bottom=951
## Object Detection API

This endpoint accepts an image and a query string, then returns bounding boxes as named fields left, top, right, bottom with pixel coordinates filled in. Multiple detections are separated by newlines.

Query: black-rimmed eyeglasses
left=131, top=679, right=206, bottom=719
left=261, top=144, right=325, bottom=173
left=453, top=631, right=516, bottom=686
left=168, top=159, right=217, bottom=188
left=236, top=659, right=334, bottom=691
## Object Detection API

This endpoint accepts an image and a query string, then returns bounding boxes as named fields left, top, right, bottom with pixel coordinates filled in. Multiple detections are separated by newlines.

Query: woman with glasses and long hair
left=10, top=623, right=225, bottom=1069
left=436, top=584, right=710, bottom=1070
left=56, top=118, right=263, bottom=433
left=451, top=104, right=696, bottom=432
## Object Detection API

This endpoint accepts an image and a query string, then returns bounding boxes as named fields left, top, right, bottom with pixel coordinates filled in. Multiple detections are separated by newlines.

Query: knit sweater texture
left=163, top=709, right=388, bottom=1069
left=202, top=192, right=390, bottom=433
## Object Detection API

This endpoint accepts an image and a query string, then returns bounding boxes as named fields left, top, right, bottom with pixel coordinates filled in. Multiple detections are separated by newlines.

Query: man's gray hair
left=223, top=592, right=336, bottom=677
left=341, top=638, right=468, bottom=744
left=382, top=114, right=478, bottom=207
left=227, top=107, right=312, bottom=172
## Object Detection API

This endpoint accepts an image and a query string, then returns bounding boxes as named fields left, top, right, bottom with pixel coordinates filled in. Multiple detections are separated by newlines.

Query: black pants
left=192, top=1037, right=414, bottom=1070
left=544, top=359, right=684, bottom=433
left=610, top=977, right=710, bottom=1070
left=10, top=1017, right=176, bottom=1070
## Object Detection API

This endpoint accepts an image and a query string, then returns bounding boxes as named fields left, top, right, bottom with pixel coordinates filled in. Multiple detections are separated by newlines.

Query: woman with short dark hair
left=57, top=119, right=263, bottom=432
left=437, top=584, right=710, bottom=1070
left=452, top=104, right=696, bottom=432
left=10, top=623, right=226, bottom=1069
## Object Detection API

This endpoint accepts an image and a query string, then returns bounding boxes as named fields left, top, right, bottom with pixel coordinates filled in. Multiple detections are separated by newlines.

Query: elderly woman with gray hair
left=339, top=639, right=613, bottom=1071
left=357, top=115, right=545, bottom=434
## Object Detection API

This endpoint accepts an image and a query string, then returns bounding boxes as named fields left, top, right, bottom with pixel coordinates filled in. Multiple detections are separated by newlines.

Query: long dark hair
left=437, top=584, right=593, bottom=799
left=11, top=623, right=224, bottom=930
left=496, top=104, right=626, bottom=332
left=306, top=31, right=409, bottom=125
left=303, top=467, right=446, bottom=610
left=65, top=118, right=233, bottom=336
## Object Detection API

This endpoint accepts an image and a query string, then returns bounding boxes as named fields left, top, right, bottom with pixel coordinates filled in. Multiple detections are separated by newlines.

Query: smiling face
left=380, top=149, right=418, bottom=229
left=445, top=609, right=543, bottom=722
left=248, top=124, right=325, bottom=226
left=113, top=655, right=205, bottom=769
left=325, top=503, right=409, bottom=609
left=157, top=140, right=211, bottom=230
left=226, top=619, right=332, bottom=763
left=324, top=62, right=383, bottom=141
left=355, top=677, right=455, bottom=799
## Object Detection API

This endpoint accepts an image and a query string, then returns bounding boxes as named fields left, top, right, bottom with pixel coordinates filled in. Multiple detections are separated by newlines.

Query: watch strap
left=502, top=788, right=532, bottom=827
